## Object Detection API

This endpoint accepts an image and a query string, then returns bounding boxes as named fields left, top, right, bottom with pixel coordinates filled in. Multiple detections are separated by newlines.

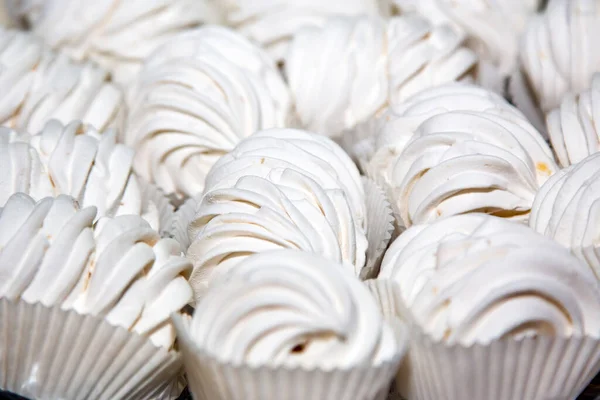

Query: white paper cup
left=362, top=178, right=395, bottom=279
left=365, top=279, right=600, bottom=400
left=0, top=298, right=182, bottom=400
left=173, top=313, right=407, bottom=400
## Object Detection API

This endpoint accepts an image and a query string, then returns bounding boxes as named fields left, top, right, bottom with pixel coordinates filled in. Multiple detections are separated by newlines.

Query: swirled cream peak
left=188, top=129, right=368, bottom=299
left=391, top=0, right=542, bottom=90
left=363, top=83, right=526, bottom=188
left=285, top=14, right=477, bottom=139
left=379, top=214, right=600, bottom=344
left=190, top=250, right=398, bottom=368
left=0, top=28, right=124, bottom=133
left=0, top=193, right=192, bottom=349
left=546, top=73, right=600, bottom=167
left=387, top=104, right=557, bottom=227
left=0, top=120, right=173, bottom=234
left=9, top=0, right=222, bottom=84
left=520, top=0, right=600, bottom=113
left=530, top=152, right=600, bottom=278
left=126, top=26, right=292, bottom=199
left=222, top=0, right=383, bottom=62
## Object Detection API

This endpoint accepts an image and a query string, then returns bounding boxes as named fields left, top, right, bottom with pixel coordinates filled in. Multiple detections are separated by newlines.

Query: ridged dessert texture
left=127, top=26, right=291, bottom=199
left=0, top=120, right=173, bottom=234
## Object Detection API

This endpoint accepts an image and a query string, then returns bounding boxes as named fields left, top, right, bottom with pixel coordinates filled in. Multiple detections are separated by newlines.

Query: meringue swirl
left=520, top=0, right=600, bottom=112
left=0, top=193, right=192, bottom=349
left=190, top=249, right=398, bottom=368
left=285, top=15, right=477, bottom=139
left=379, top=214, right=600, bottom=344
left=530, top=152, right=600, bottom=278
left=11, top=0, right=223, bottom=84
left=126, top=26, right=291, bottom=198
left=546, top=73, right=600, bottom=167
left=0, top=120, right=173, bottom=233
left=0, top=28, right=124, bottom=133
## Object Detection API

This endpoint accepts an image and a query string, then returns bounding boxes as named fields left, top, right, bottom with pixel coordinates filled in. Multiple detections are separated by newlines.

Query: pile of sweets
left=2, top=1, right=600, bottom=400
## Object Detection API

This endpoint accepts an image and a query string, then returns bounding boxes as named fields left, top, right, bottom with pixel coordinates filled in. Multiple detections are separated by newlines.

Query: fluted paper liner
left=365, top=279, right=600, bottom=400
left=167, top=197, right=197, bottom=253
left=508, top=68, right=547, bottom=137
left=173, top=313, right=407, bottom=400
left=0, top=298, right=182, bottom=400
left=362, top=178, right=395, bottom=279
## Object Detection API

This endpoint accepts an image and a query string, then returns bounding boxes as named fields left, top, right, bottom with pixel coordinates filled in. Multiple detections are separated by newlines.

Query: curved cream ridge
left=0, top=120, right=173, bottom=234
left=188, top=129, right=368, bottom=299
left=11, top=0, right=222, bottom=84
left=530, top=152, right=600, bottom=278
left=379, top=214, right=600, bottom=344
left=392, top=0, right=542, bottom=90
left=547, top=73, right=600, bottom=167
left=0, top=28, right=124, bottom=134
left=126, top=26, right=291, bottom=199
left=222, top=0, right=383, bottom=62
left=520, top=0, right=600, bottom=113
left=190, top=249, right=398, bottom=368
left=0, top=193, right=192, bottom=349
left=285, top=14, right=477, bottom=139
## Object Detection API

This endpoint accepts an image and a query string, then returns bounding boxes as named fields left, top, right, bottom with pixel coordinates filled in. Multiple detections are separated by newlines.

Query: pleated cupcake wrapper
left=508, top=68, right=547, bottom=137
left=362, top=178, right=395, bottom=279
left=167, top=197, right=198, bottom=254
left=0, top=298, right=182, bottom=400
left=364, top=279, right=600, bottom=400
left=173, top=313, right=407, bottom=400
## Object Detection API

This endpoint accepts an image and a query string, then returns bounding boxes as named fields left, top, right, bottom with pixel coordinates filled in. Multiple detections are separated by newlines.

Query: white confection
left=222, top=0, right=383, bottom=62
left=10, top=0, right=222, bottom=85
left=0, top=28, right=124, bottom=133
left=363, top=83, right=525, bottom=188
left=127, top=26, right=292, bottom=199
left=520, top=0, right=600, bottom=113
left=530, top=152, right=600, bottom=278
left=547, top=73, right=600, bottom=167
left=0, top=193, right=193, bottom=349
left=392, top=0, right=542, bottom=91
left=191, top=249, right=398, bottom=368
left=286, top=15, right=477, bottom=139
left=0, top=120, right=173, bottom=233
left=379, top=214, right=600, bottom=344
left=188, top=129, right=368, bottom=298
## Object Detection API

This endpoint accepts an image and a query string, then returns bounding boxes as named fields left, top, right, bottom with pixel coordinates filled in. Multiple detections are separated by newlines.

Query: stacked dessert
left=1, top=1, right=600, bottom=400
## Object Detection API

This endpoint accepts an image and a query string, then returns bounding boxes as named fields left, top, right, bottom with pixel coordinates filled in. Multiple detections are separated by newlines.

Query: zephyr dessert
left=127, top=25, right=291, bottom=199
left=175, top=249, right=408, bottom=400
left=7, top=0, right=223, bottom=85
left=373, top=213, right=600, bottom=400
left=0, top=193, right=192, bottom=399
left=0, top=28, right=124, bottom=134
left=0, top=119, right=173, bottom=234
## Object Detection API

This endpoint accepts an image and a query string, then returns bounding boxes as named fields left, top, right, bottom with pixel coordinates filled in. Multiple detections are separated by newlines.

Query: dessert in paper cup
left=174, top=249, right=408, bottom=400
left=0, top=193, right=193, bottom=399
left=373, top=213, right=600, bottom=400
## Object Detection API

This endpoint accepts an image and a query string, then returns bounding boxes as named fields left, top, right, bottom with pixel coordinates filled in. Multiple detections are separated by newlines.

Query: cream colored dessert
left=530, top=152, right=600, bottom=278
left=520, top=0, right=600, bottom=113
left=0, top=28, right=124, bottom=134
left=190, top=249, right=398, bottom=368
left=391, top=0, right=542, bottom=91
left=546, top=73, right=600, bottom=167
left=187, top=129, right=368, bottom=299
left=379, top=214, right=600, bottom=343
left=10, top=0, right=222, bottom=85
left=126, top=26, right=291, bottom=199
left=221, top=0, right=383, bottom=62
left=363, top=83, right=557, bottom=227
left=286, top=15, right=477, bottom=139
left=0, top=120, right=173, bottom=234
left=0, top=193, right=192, bottom=349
